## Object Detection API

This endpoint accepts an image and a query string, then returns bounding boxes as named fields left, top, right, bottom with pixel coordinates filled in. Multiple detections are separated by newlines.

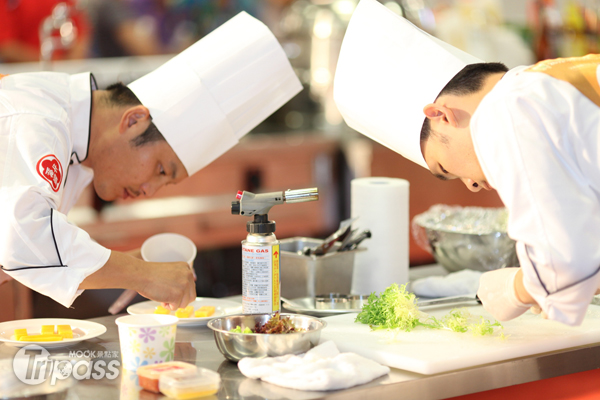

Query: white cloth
left=471, top=57, right=600, bottom=326
left=411, top=269, right=482, bottom=298
left=237, top=341, right=390, bottom=391
left=0, top=72, right=111, bottom=307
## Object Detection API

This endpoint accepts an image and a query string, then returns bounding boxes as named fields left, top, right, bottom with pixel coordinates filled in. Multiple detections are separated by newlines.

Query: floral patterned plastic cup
left=116, top=314, right=178, bottom=371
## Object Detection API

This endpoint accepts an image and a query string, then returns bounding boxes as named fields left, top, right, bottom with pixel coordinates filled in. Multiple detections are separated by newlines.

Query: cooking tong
left=302, top=217, right=371, bottom=256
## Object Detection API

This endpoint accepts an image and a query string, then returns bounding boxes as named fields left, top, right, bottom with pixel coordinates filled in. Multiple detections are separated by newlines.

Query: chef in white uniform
left=334, top=0, right=600, bottom=326
left=0, top=12, right=301, bottom=310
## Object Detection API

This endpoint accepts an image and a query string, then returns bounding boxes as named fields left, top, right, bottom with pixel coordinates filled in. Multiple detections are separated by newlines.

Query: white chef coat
left=0, top=72, right=111, bottom=308
left=471, top=55, right=600, bottom=326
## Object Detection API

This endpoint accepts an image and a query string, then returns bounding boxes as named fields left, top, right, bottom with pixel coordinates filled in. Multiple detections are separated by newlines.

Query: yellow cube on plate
left=175, top=308, right=189, bottom=318
left=41, top=325, right=55, bottom=335
left=184, top=305, right=194, bottom=315
left=14, top=329, right=28, bottom=340
left=194, top=310, right=210, bottom=318
left=194, top=306, right=215, bottom=318
left=198, top=306, right=215, bottom=315
left=154, top=305, right=170, bottom=315
left=19, top=334, right=63, bottom=342
left=57, top=325, right=73, bottom=339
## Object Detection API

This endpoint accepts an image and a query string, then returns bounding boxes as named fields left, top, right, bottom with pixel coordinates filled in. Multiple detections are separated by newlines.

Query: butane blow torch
left=231, top=187, right=318, bottom=314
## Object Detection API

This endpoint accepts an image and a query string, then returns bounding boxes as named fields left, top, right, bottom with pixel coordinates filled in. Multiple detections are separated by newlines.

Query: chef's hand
left=124, top=248, right=142, bottom=260
left=137, top=261, right=196, bottom=311
left=477, top=267, right=532, bottom=321
left=80, top=251, right=195, bottom=310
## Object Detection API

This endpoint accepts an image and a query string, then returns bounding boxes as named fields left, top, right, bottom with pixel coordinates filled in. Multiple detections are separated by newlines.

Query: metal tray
left=282, top=297, right=362, bottom=317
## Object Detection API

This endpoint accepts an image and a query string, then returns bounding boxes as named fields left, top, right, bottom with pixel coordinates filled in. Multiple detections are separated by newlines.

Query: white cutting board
left=319, top=305, right=600, bottom=375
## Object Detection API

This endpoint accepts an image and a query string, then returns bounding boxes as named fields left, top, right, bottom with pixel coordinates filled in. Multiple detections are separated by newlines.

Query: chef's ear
left=119, top=105, right=151, bottom=134
left=423, top=103, right=442, bottom=119
left=423, top=104, right=457, bottom=127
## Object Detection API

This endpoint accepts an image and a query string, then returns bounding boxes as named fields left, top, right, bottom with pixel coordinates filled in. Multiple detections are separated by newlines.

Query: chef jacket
left=471, top=55, right=600, bottom=326
left=0, top=72, right=111, bottom=307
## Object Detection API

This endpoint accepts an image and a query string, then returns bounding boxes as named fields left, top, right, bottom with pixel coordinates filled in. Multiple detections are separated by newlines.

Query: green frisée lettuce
left=355, top=283, right=502, bottom=336
left=355, top=283, right=441, bottom=331
left=441, top=308, right=502, bottom=336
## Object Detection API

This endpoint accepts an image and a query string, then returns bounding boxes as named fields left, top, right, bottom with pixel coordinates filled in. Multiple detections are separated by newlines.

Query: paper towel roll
left=351, top=177, right=409, bottom=294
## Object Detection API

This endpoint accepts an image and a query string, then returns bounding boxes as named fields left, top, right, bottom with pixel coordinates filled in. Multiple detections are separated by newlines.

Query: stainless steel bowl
left=413, top=205, right=519, bottom=273
left=207, top=313, right=326, bottom=362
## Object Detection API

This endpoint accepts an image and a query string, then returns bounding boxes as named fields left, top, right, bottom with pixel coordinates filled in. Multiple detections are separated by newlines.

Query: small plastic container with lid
left=137, top=361, right=197, bottom=393
left=159, top=368, right=221, bottom=399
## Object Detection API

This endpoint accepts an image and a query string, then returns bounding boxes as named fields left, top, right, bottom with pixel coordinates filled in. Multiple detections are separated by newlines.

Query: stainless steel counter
left=2, top=265, right=600, bottom=400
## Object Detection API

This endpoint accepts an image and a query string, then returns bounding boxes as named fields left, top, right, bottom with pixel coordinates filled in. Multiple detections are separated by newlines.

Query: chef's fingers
left=168, top=266, right=195, bottom=310
left=541, top=311, right=548, bottom=319
left=530, top=305, right=542, bottom=315
left=179, top=280, right=196, bottom=310
left=188, top=263, right=197, bottom=281
left=188, top=279, right=197, bottom=305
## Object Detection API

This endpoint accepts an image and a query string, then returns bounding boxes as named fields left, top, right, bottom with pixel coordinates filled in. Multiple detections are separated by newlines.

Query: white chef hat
left=128, top=12, right=302, bottom=175
left=334, top=0, right=482, bottom=169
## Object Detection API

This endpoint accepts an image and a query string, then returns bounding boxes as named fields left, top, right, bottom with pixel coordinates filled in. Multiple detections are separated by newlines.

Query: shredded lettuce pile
left=441, top=309, right=502, bottom=335
left=355, top=283, right=502, bottom=336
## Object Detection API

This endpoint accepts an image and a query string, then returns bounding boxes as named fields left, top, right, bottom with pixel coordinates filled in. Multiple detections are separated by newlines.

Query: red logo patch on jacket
left=36, top=155, right=63, bottom=192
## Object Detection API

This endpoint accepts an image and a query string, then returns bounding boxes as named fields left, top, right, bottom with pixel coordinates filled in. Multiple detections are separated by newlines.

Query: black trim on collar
left=70, top=73, right=96, bottom=165
left=0, top=208, right=68, bottom=271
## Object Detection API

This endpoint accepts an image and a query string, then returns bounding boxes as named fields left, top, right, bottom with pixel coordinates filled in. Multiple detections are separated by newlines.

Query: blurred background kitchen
left=1, top=0, right=597, bottom=321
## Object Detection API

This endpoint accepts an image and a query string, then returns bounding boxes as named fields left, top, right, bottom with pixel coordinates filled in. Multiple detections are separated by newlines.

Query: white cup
left=141, top=233, right=197, bottom=269
left=116, top=314, right=179, bottom=371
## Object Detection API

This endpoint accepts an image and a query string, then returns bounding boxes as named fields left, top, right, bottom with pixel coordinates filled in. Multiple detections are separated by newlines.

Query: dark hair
left=419, top=62, right=509, bottom=143
left=105, top=82, right=166, bottom=147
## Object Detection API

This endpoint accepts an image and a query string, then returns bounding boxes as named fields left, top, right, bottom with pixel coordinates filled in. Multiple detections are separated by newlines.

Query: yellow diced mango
left=59, top=331, right=73, bottom=339
left=41, top=325, right=55, bottom=335
left=194, top=306, right=215, bottom=318
left=154, top=305, right=170, bottom=315
left=14, top=329, right=28, bottom=340
left=19, top=334, right=63, bottom=342
left=175, top=308, right=189, bottom=318
left=184, top=305, right=194, bottom=315
left=194, top=310, right=210, bottom=318
left=198, top=306, right=215, bottom=315
left=57, top=325, right=73, bottom=338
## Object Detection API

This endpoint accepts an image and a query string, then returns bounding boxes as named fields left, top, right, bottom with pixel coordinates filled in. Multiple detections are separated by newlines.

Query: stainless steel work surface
left=1, top=265, right=600, bottom=400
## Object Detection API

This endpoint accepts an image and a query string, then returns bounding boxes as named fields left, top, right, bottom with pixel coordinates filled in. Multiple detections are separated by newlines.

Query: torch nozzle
left=231, top=187, right=319, bottom=216
left=283, top=188, right=319, bottom=203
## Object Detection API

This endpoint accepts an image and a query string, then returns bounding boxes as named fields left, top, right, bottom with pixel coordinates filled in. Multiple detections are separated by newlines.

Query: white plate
left=282, top=297, right=362, bottom=317
left=127, top=297, right=242, bottom=326
left=0, top=318, right=107, bottom=348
